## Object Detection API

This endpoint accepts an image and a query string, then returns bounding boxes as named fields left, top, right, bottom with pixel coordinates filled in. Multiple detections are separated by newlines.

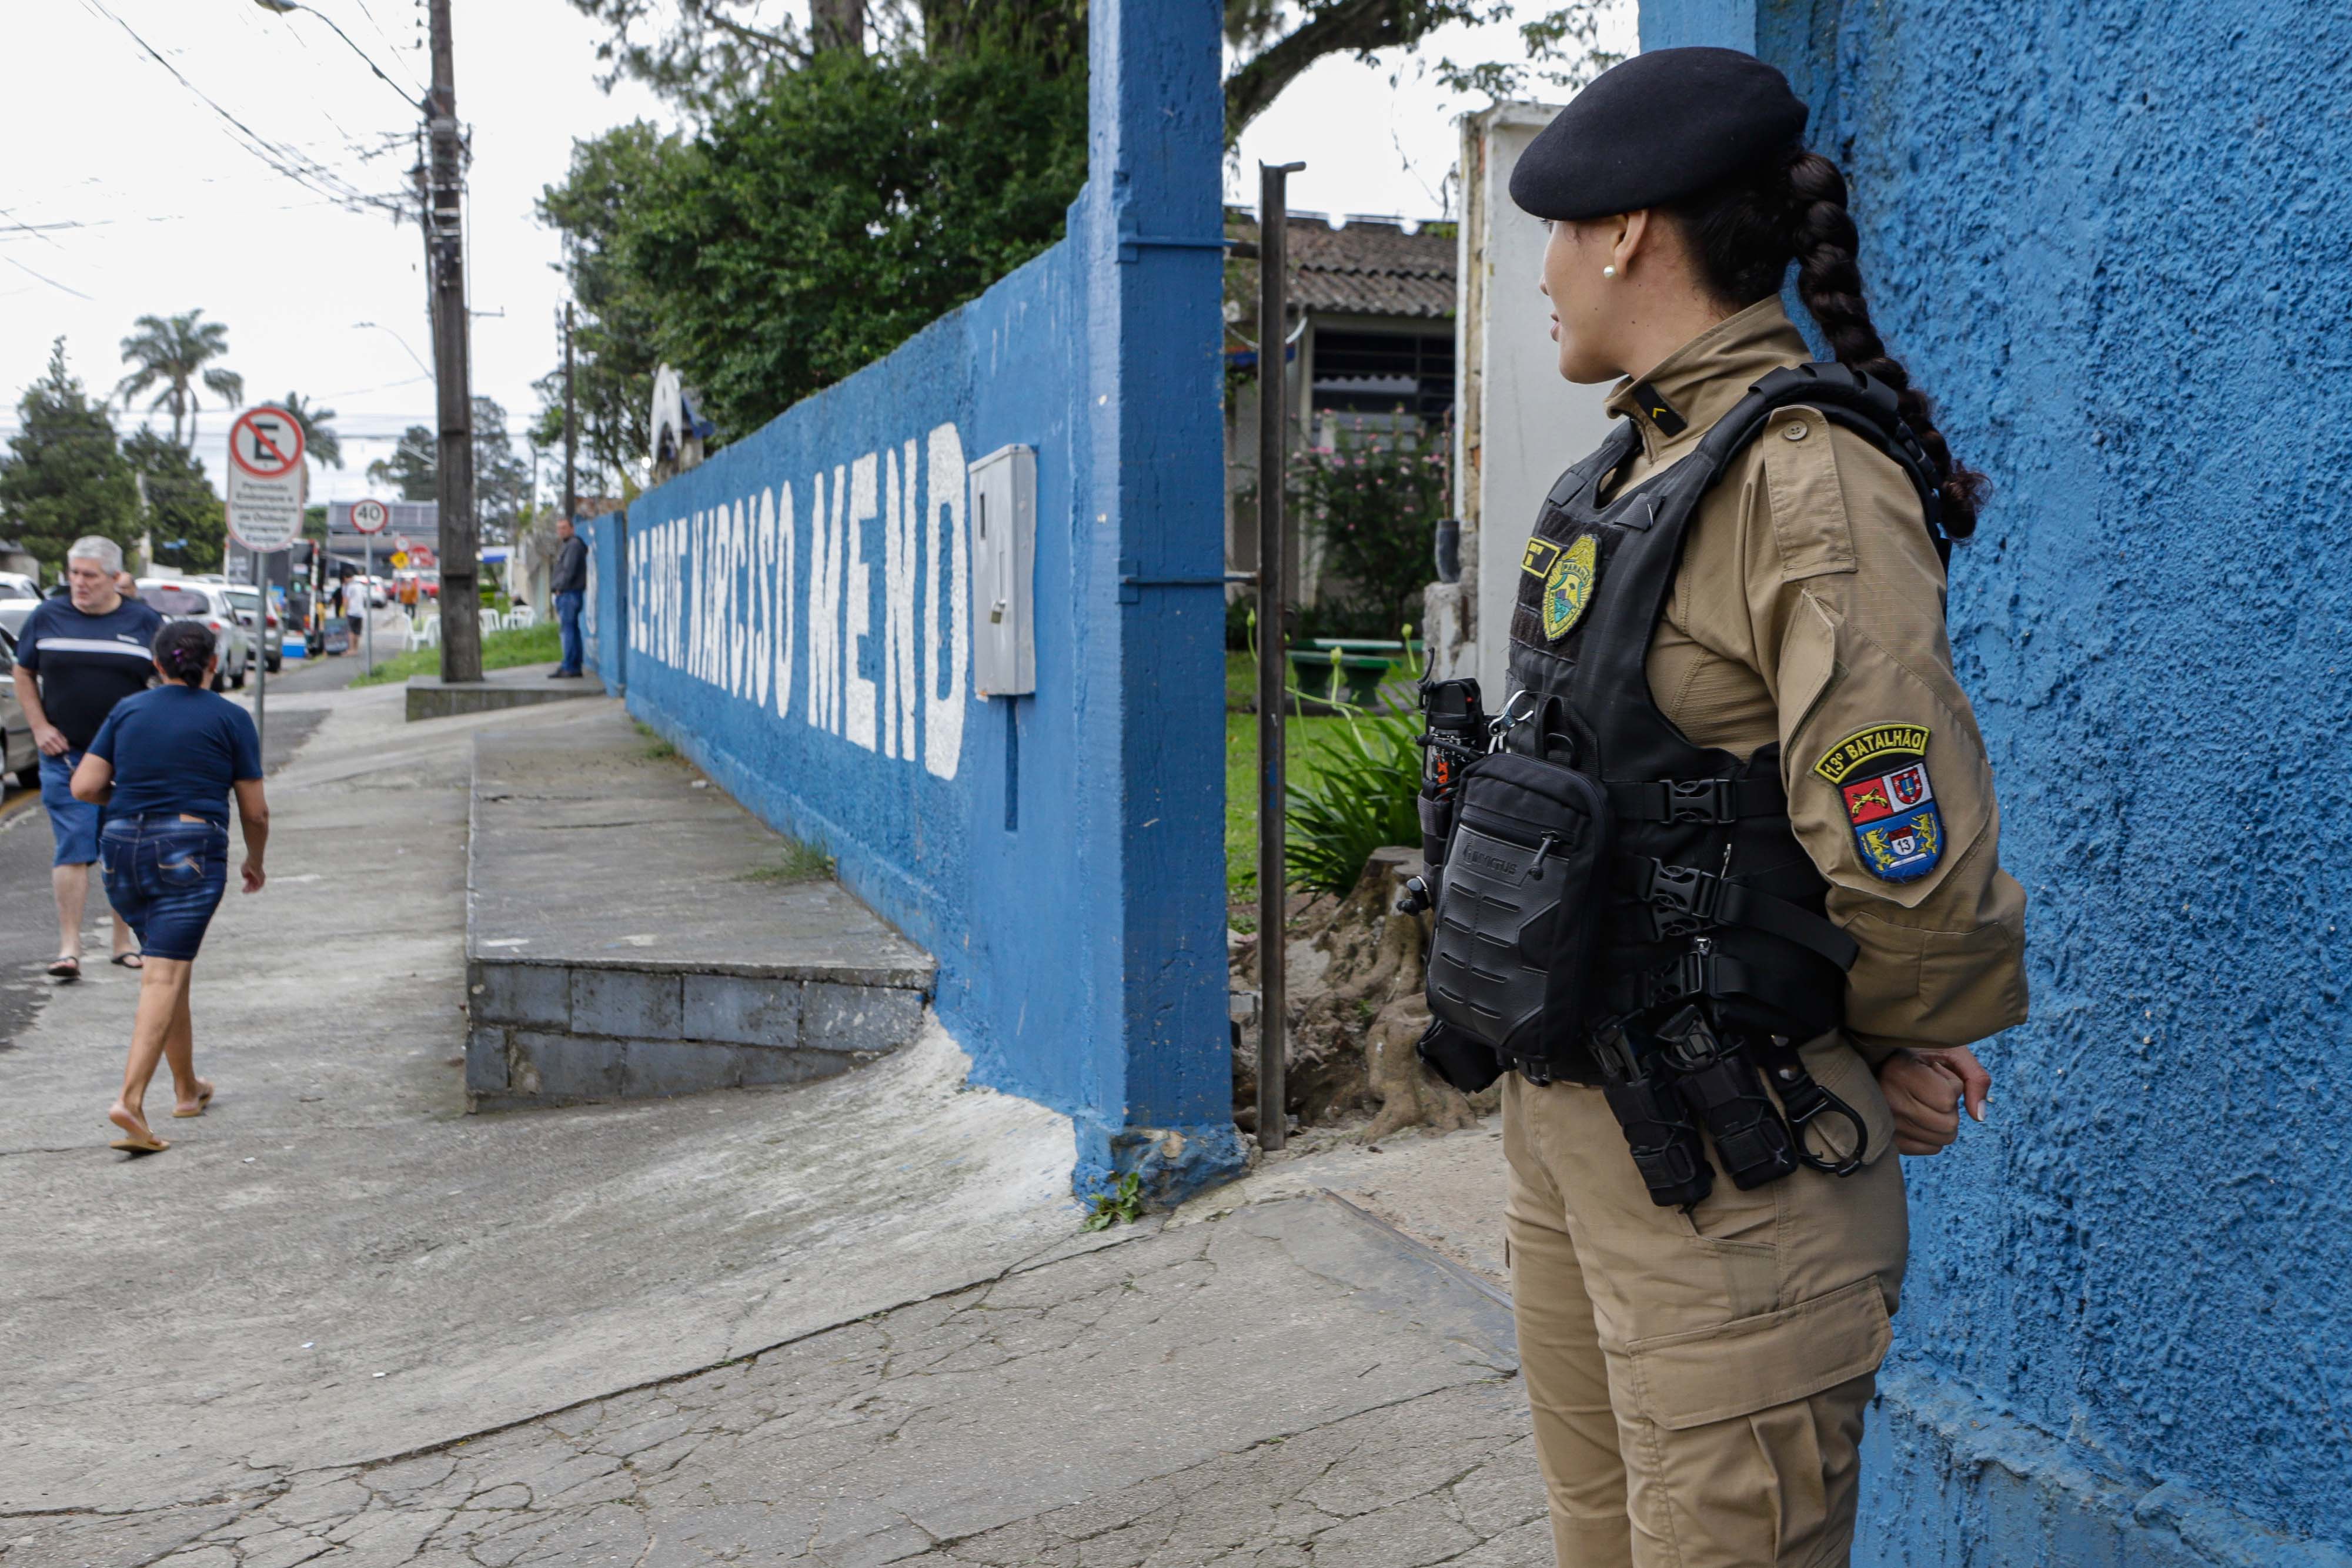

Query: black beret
left=1508, top=47, right=1809, bottom=222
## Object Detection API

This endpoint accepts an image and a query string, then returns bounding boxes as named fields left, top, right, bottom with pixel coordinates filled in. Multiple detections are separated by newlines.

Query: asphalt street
left=0, top=648, right=360, bottom=1050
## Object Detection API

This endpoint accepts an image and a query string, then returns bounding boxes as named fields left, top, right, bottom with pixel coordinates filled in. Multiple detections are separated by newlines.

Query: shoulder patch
left=1540, top=533, right=1599, bottom=640
left=1816, top=725, right=1940, bottom=883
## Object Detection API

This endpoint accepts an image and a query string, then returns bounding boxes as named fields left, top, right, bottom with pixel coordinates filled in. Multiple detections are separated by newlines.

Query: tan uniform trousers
left=1504, top=1048, right=1908, bottom=1568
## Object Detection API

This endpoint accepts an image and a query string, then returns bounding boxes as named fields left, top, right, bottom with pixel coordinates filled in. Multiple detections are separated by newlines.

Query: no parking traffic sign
left=225, top=404, right=307, bottom=552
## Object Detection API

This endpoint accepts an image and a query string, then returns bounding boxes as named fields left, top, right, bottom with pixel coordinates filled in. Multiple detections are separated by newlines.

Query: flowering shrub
left=1293, top=419, right=1449, bottom=639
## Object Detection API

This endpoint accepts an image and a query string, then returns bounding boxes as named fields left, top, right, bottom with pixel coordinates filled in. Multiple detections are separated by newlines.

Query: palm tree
left=115, top=310, right=243, bottom=446
left=280, top=392, right=344, bottom=472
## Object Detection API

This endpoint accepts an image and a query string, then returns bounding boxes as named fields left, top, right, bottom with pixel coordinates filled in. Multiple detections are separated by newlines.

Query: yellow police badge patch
left=1541, top=534, right=1599, bottom=640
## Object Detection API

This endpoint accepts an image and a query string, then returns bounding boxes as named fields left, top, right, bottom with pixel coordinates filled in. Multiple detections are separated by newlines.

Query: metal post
left=562, top=302, right=578, bottom=532
left=363, top=536, right=375, bottom=675
left=1256, top=161, right=1303, bottom=1153
left=425, top=0, right=480, bottom=683
left=250, top=547, right=267, bottom=763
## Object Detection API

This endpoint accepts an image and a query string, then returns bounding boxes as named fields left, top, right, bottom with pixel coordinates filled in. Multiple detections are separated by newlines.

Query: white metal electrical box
left=968, top=443, right=1037, bottom=697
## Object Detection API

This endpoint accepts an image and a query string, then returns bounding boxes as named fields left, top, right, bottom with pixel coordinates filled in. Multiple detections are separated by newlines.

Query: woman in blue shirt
left=71, top=621, right=269, bottom=1154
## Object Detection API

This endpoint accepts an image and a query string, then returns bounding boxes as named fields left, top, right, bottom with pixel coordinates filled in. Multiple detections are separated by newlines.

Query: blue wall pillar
left=1074, top=0, right=1240, bottom=1199
left=1640, top=2, right=2352, bottom=1561
left=582, top=3, right=1240, bottom=1207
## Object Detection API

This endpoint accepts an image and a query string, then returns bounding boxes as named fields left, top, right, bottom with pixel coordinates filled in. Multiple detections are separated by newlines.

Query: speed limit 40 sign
left=351, top=497, right=390, bottom=534
left=225, top=405, right=307, bottom=552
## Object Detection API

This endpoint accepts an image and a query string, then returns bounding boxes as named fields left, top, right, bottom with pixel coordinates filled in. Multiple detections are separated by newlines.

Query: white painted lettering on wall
left=627, top=422, right=970, bottom=780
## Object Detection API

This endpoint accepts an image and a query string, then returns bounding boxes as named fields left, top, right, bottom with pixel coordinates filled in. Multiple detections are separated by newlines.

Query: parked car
left=0, top=600, right=33, bottom=644
left=135, top=579, right=250, bottom=690
left=224, top=584, right=284, bottom=673
left=0, top=626, right=36, bottom=788
left=0, top=573, right=40, bottom=604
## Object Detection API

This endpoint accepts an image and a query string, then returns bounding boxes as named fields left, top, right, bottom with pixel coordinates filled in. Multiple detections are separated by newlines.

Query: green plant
left=634, top=721, right=680, bottom=761
left=1080, top=1171, right=1147, bottom=1232
left=1284, top=698, right=1422, bottom=895
left=735, top=840, right=833, bottom=882
left=1292, top=418, right=1450, bottom=640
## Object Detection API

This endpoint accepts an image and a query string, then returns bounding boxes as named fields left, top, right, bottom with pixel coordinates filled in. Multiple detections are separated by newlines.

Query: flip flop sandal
left=46, top=957, right=80, bottom=981
left=111, top=953, right=144, bottom=969
left=108, top=1133, right=169, bottom=1154
left=172, top=1085, right=215, bottom=1119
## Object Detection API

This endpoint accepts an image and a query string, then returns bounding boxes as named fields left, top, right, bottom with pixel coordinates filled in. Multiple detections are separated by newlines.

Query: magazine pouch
left=1424, top=751, right=1609, bottom=1066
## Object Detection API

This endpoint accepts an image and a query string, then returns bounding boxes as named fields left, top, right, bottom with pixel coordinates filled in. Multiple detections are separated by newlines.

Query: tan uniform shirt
left=1602, top=297, right=2028, bottom=1063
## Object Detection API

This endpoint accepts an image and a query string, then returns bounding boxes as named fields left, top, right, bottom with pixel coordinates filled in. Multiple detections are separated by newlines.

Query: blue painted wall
left=1641, top=2, right=2352, bottom=1561
left=593, top=1, right=1238, bottom=1201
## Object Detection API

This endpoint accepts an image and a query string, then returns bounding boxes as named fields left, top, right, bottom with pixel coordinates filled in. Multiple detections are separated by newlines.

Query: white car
left=0, top=573, right=40, bottom=603
left=223, top=584, right=285, bottom=673
left=135, top=579, right=251, bottom=690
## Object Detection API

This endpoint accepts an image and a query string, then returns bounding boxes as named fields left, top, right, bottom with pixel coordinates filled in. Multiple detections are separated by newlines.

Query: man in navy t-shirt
left=11, top=537, right=163, bottom=977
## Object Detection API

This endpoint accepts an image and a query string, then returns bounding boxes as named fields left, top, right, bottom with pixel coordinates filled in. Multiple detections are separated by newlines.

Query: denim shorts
left=39, top=750, right=101, bottom=867
left=100, top=814, right=230, bottom=962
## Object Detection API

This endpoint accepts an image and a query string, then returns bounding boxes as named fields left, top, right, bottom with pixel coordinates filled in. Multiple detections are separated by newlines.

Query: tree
left=566, top=1, right=1487, bottom=141
left=365, top=397, right=533, bottom=544
left=115, top=310, right=244, bottom=446
left=279, top=392, right=344, bottom=473
left=473, top=398, right=533, bottom=544
left=1432, top=2, right=1623, bottom=99
left=536, top=122, right=667, bottom=490
left=122, top=429, right=225, bottom=572
left=572, top=42, right=1088, bottom=440
left=368, top=426, right=436, bottom=501
left=546, top=2, right=1601, bottom=456
left=0, top=340, right=141, bottom=573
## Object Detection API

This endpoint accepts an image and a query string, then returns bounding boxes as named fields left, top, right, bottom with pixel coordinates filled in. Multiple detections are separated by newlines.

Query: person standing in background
left=12, top=537, right=163, bottom=979
left=73, top=620, right=266, bottom=1154
left=549, top=516, right=587, bottom=679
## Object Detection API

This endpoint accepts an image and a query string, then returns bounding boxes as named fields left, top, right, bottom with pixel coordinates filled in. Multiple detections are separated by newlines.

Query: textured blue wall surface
left=604, top=1, right=1237, bottom=1201
left=1643, top=0, right=2352, bottom=1560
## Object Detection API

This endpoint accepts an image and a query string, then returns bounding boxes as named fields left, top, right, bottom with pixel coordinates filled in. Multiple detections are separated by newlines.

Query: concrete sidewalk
left=0, top=676, right=1544, bottom=1568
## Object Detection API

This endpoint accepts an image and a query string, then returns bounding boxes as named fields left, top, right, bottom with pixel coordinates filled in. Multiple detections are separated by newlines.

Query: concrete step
left=463, top=708, right=936, bottom=1110
left=408, top=662, right=607, bottom=720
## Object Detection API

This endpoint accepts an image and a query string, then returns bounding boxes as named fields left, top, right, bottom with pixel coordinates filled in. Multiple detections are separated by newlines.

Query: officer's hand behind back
left=1878, top=1046, right=1991, bottom=1156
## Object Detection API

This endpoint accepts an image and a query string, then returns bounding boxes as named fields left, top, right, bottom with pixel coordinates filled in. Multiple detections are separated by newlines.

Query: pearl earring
left=1602, top=264, right=1618, bottom=279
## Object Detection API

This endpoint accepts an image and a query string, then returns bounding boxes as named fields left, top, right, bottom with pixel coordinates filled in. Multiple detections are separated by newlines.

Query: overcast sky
left=0, top=2, right=1631, bottom=507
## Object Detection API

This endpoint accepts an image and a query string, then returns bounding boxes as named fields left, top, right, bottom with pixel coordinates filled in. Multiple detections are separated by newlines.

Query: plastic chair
left=507, top=605, right=537, bottom=629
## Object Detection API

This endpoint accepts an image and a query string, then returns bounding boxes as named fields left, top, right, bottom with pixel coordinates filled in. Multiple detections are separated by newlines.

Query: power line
left=77, top=0, right=408, bottom=219
left=0, top=252, right=92, bottom=301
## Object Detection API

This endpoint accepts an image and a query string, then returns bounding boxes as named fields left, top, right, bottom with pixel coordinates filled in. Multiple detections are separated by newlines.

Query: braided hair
left=153, top=620, right=216, bottom=686
left=1665, top=145, right=1986, bottom=540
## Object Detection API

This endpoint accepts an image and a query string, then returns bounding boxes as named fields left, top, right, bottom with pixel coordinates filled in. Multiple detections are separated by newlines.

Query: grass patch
left=734, top=840, right=835, bottom=884
left=1226, top=707, right=1350, bottom=900
left=634, top=721, right=679, bottom=761
left=351, top=620, right=564, bottom=688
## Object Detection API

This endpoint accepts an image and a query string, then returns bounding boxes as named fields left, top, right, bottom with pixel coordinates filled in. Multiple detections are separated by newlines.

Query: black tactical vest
left=1479, top=362, right=1946, bottom=1084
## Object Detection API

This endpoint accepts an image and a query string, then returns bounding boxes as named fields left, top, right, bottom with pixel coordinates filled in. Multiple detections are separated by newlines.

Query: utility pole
left=426, top=0, right=481, bottom=683
left=562, top=302, right=578, bottom=530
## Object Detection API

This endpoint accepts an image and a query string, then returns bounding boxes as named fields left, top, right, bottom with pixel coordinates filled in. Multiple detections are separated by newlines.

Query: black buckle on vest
left=1611, top=777, right=1782, bottom=824
left=1636, top=858, right=1720, bottom=938
left=1641, top=950, right=1723, bottom=1010
left=1665, top=778, right=1737, bottom=824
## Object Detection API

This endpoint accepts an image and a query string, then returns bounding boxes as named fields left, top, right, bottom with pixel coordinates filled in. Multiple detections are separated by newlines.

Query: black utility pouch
left=1424, top=752, right=1609, bottom=1059
left=1415, top=1018, right=1504, bottom=1095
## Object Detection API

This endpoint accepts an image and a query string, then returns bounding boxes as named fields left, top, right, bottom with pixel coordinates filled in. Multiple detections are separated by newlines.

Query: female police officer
left=1425, top=45, right=2028, bottom=1568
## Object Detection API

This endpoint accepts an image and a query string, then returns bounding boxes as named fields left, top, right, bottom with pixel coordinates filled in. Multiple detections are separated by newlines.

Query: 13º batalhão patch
left=1814, top=724, right=1942, bottom=883
left=1540, top=533, right=1599, bottom=640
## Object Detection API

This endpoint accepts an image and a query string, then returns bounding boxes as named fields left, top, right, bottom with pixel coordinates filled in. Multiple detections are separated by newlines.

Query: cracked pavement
left=1, top=678, right=1545, bottom=1566
left=4, top=1202, right=1542, bottom=1567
